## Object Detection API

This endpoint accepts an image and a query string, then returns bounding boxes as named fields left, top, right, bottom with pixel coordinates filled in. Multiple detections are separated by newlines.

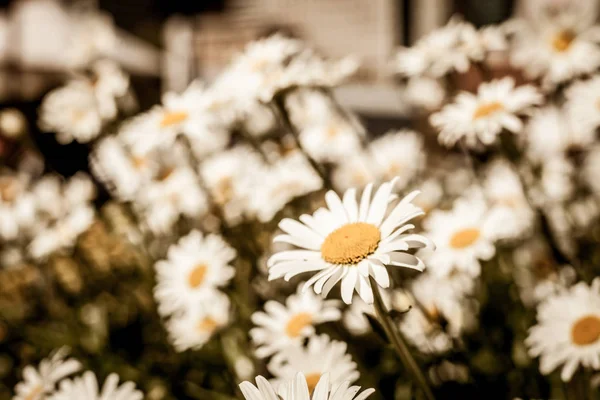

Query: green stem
left=369, top=277, right=435, bottom=400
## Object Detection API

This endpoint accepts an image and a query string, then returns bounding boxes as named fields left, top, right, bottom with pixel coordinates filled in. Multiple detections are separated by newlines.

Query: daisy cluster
left=0, top=170, right=96, bottom=268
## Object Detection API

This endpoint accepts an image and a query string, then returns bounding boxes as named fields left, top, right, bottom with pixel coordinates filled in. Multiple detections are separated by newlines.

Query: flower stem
left=369, top=277, right=435, bottom=400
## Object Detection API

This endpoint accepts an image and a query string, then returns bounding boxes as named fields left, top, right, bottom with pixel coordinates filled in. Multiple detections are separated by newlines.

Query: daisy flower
left=87, top=60, right=130, bottom=120
left=38, top=82, right=103, bottom=144
left=0, top=173, right=36, bottom=241
left=431, top=77, right=542, bottom=148
left=524, top=106, right=583, bottom=162
left=48, top=371, right=143, bottom=400
left=538, top=156, right=575, bottom=204
left=368, top=130, right=425, bottom=188
left=154, top=230, right=236, bottom=317
left=422, top=193, right=496, bottom=278
left=564, top=76, right=600, bottom=146
left=298, top=116, right=363, bottom=164
left=13, top=347, right=81, bottom=400
left=332, top=152, right=376, bottom=192
left=510, top=15, right=600, bottom=89
left=250, top=284, right=341, bottom=359
left=404, top=77, right=446, bottom=111
left=268, top=334, right=359, bottom=393
left=526, top=278, right=600, bottom=381
left=239, top=373, right=375, bottom=400
left=342, top=289, right=394, bottom=336
left=166, top=291, right=231, bottom=352
left=268, top=179, right=432, bottom=304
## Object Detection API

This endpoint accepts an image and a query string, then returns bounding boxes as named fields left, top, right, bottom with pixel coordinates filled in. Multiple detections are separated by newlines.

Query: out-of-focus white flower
left=166, top=291, right=231, bottom=352
left=137, top=165, right=208, bottom=235
left=14, top=348, right=81, bottom=400
left=268, top=334, right=359, bottom=393
left=250, top=284, right=341, bottom=359
left=430, top=77, right=542, bottom=148
left=332, top=152, right=376, bottom=192
left=565, top=76, right=600, bottom=144
left=422, top=193, right=496, bottom=278
left=342, top=289, right=392, bottom=336
left=39, top=82, right=103, bottom=144
left=240, top=373, right=375, bottom=400
left=88, top=60, right=130, bottom=120
left=367, top=130, right=425, bottom=188
left=298, top=116, right=362, bottom=164
left=241, top=102, right=277, bottom=137
left=0, top=108, right=27, bottom=138
left=510, top=15, right=600, bottom=89
left=0, top=173, right=36, bottom=241
left=404, top=77, right=446, bottom=111
left=526, top=278, right=600, bottom=381
left=154, top=230, right=235, bottom=317
left=412, top=178, right=443, bottom=214
left=48, top=370, right=143, bottom=400
left=539, top=156, right=575, bottom=204
left=584, top=145, right=600, bottom=197
left=285, top=89, right=333, bottom=128
left=268, top=181, right=432, bottom=304
left=248, top=152, right=322, bottom=223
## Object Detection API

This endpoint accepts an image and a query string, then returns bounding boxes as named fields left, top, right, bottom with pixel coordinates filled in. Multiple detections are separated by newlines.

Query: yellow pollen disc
left=571, top=315, right=600, bottom=346
left=305, top=373, right=322, bottom=394
left=326, top=125, right=339, bottom=138
left=285, top=312, right=313, bottom=338
left=197, top=316, right=219, bottom=333
left=188, top=264, right=208, bottom=288
left=472, top=102, right=504, bottom=120
left=552, top=30, right=576, bottom=52
left=160, top=111, right=188, bottom=128
left=24, top=385, right=43, bottom=400
left=215, top=177, right=233, bottom=205
left=321, top=222, right=381, bottom=265
left=0, top=180, right=17, bottom=202
left=132, top=157, right=147, bottom=169
left=449, top=228, right=481, bottom=249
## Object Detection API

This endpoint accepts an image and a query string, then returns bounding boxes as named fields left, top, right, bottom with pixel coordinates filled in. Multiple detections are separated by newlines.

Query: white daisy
left=250, top=284, right=341, bottom=359
left=248, top=152, right=323, bottom=223
left=0, top=173, right=36, bottom=241
left=13, top=347, right=81, bottom=400
left=368, top=130, right=425, bottom=188
left=48, top=371, right=143, bottom=400
left=342, top=289, right=392, bottom=336
left=298, top=116, right=362, bottom=164
left=285, top=89, right=333, bottom=129
left=166, top=291, right=231, bottom=352
left=584, top=145, right=600, bottom=197
left=38, top=82, right=103, bottom=144
left=154, top=230, right=236, bottom=317
left=524, top=106, right=583, bottom=162
left=268, top=334, right=359, bottom=393
left=422, top=193, right=496, bottom=278
left=430, top=77, right=542, bottom=148
left=267, top=179, right=433, bottom=304
left=411, top=178, right=443, bottom=214
left=510, top=15, right=600, bottom=89
left=538, top=156, right=575, bottom=204
left=331, top=152, right=377, bottom=192
left=526, top=278, right=600, bottom=381
left=88, top=60, right=130, bottom=120
left=404, top=77, right=446, bottom=111
left=240, top=373, right=375, bottom=400
left=565, top=76, right=600, bottom=144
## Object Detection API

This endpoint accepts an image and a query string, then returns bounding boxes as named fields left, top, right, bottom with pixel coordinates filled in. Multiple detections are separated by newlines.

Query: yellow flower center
left=326, top=125, right=339, bottom=138
left=449, top=228, right=481, bottom=249
left=473, top=102, right=504, bottom=120
left=131, top=156, right=147, bottom=170
left=305, top=372, right=322, bottom=394
left=285, top=312, right=313, bottom=338
left=24, top=385, right=43, bottom=400
left=571, top=315, right=600, bottom=346
left=214, top=177, right=234, bottom=205
left=321, top=222, right=381, bottom=265
left=188, top=264, right=208, bottom=288
left=0, top=179, right=17, bottom=203
left=160, top=111, right=188, bottom=128
left=197, top=316, right=219, bottom=333
left=552, top=30, right=576, bottom=52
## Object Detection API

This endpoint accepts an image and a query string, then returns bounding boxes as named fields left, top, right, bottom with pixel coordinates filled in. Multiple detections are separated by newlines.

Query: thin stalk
left=370, top=277, right=435, bottom=400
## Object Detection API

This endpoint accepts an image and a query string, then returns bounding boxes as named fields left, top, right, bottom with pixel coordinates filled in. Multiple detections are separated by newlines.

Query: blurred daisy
left=404, top=77, right=446, bottom=111
left=268, top=180, right=433, bottom=304
left=268, top=334, right=359, bottom=393
left=343, top=289, right=392, bottom=336
left=154, top=230, right=236, bottom=317
left=166, top=291, right=231, bottom=352
left=298, top=116, right=362, bottom=164
left=526, top=278, right=600, bottom=381
left=511, top=16, right=600, bottom=88
left=48, top=371, right=143, bottom=400
left=565, top=76, right=600, bottom=144
left=412, top=178, right=443, bottom=214
left=39, top=82, right=103, bottom=144
left=249, top=152, right=323, bottom=223
left=423, top=194, right=496, bottom=278
left=431, top=77, right=542, bottom=148
left=87, top=60, right=130, bottom=120
left=14, top=348, right=81, bottom=400
left=538, top=156, right=575, bottom=204
left=285, top=89, right=333, bottom=128
left=332, top=152, right=376, bottom=191
left=240, top=373, right=374, bottom=400
left=250, top=285, right=341, bottom=359
left=525, top=106, right=582, bottom=162
left=0, top=173, right=36, bottom=241
left=368, top=130, right=425, bottom=188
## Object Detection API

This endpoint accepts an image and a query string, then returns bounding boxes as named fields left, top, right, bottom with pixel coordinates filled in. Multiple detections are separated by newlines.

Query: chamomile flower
left=13, top=348, right=81, bottom=400
left=565, top=76, right=600, bottom=144
left=331, top=152, right=376, bottom=192
left=422, top=193, right=496, bottom=278
left=0, top=173, right=36, bottom=241
left=267, top=179, right=433, bottom=304
left=166, top=291, right=231, bottom=352
left=430, top=77, right=542, bottom=148
left=526, top=278, right=600, bottom=381
left=510, top=16, right=600, bottom=89
left=39, top=82, right=103, bottom=144
left=48, top=371, right=143, bottom=400
left=240, top=373, right=375, bottom=400
left=525, top=106, right=582, bottom=162
left=404, top=77, right=446, bottom=111
left=250, top=284, right=341, bottom=359
left=539, top=156, right=575, bottom=204
left=368, top=130, right=425, bottom=188
left=298, top=116, right=362, bottom=164
left=154, top=230, right=236, bottom=317
left=268, top=334, right=359, bottom=393
left=87, top=60, right=130, bottom=120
